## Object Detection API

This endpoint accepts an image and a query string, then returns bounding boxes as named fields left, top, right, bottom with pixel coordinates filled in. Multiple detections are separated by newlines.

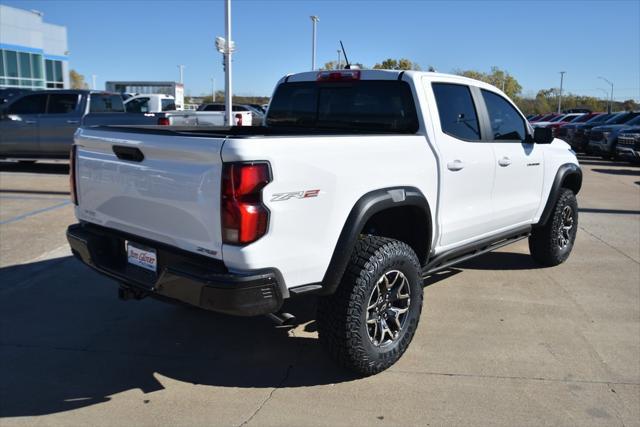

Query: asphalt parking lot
left=0, top=157, right=639, bottom=426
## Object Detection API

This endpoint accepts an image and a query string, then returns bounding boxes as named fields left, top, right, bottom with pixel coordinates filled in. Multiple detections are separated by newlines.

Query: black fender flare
left=537, top=163, right=582, bottom=226
left=319, top=186, right=432, bottom=295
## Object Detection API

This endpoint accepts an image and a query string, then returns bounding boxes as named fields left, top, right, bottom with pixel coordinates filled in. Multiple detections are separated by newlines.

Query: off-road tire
left=529, top=188, right=578, bottom=266
left=317, top=235, right=423, bottom=376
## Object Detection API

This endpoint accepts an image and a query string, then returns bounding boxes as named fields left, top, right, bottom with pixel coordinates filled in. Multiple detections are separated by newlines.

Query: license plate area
left=127, top=241, right=157, bottom=273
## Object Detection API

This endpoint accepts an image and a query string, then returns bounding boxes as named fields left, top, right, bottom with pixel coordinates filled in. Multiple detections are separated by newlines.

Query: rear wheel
left=529, top=188, right=578, bottom=266
left=317, top=235, right=423, bottom=376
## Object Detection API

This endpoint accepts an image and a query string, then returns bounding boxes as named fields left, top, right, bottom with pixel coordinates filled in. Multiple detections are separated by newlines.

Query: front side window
left=8, top=94, right=47, bottom=114
left=432, top=83, right=481, bottom=140
left=203, top=104, right=225, bottom=111
left=47, top=94, right=79, bottom=114
left=481, top=90, right=526, bottom=141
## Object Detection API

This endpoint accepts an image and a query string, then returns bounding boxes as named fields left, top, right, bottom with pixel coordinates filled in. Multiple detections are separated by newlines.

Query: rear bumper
left=66, top=223, right=284, bottom=316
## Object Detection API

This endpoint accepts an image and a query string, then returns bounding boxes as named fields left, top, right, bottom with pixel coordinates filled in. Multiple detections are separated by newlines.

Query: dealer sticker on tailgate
left=127, top=242, right=157, bottom=272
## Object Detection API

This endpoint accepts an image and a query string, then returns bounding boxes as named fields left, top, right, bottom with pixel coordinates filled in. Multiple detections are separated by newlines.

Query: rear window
left=90, top=94, right=125, bottom=113
left=161, top=99, right=176, bottom=111
left=266, top=81, right=419, bottom=133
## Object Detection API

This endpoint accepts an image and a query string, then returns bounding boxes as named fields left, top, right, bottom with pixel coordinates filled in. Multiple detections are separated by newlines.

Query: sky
left=2, top=0, right=639, bottom=100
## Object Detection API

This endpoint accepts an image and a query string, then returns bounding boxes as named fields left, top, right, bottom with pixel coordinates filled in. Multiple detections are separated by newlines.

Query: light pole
left=598, top=76, right=614, bottom=113
left=224, top=0, right=232, bottom=126
left=310, top=15, right=319, bottom=70
left=91, top=74, right=96, bottom=90
left=211, top=77, right=216, bottom=102
left=337, top=49, right=341, bottom=69
left=557, top=71, right=566, bottom=113
left=178, top=64, right=185, bottom=84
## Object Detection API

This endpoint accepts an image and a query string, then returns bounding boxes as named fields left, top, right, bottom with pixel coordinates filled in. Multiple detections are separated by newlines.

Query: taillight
left=158, top=117, right=170, bottom=125
left=69, top=145, right=78, bottom=205
left=221, top=162, right=271, bottom=245
left=235, top=113, right=243, bottom=126
left=317, top=70, right=361, bottom=82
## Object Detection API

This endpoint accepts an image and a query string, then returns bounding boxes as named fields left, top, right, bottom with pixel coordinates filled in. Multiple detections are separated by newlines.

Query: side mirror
left=533, top=127, right=553, bottom=144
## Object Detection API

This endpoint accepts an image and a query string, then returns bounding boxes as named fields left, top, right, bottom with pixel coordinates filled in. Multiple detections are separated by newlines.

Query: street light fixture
left=310, top=15, right=319, bottom=70
left=337, top=49, right=341, bottom=69
left=598, top=76, right=614, bottom=113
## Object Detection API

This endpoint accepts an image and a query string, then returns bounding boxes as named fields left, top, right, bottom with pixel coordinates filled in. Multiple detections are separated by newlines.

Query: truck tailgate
left=74, top=127, right=225, bottom=260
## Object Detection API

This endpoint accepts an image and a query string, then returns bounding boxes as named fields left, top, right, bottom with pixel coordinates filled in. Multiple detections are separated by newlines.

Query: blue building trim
left=0, top=43, right=43, bottom=54
left=0, top=43, right=68, bottom=61
left=44, top=54, right=69, bottom=61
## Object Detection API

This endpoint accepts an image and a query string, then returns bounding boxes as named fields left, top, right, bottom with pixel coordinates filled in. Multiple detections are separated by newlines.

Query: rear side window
left=432, top=83, right=480, bottom=140
left=7, top=94, right=47, bottom=114
left=90, top=94, right=125, bottom=113
left=481, top=90, right=526, bottom=141
left=267, top=81, right=419, bottom=133
left=47, top=94, right=79, bottom=114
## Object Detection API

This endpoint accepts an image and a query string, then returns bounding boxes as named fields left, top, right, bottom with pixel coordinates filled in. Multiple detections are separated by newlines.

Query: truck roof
left=281, top=69, right=505, bottom=94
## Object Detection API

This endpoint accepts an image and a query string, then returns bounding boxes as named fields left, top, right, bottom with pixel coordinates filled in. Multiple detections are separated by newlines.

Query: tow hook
left=118, top=285, right=147, bottom=301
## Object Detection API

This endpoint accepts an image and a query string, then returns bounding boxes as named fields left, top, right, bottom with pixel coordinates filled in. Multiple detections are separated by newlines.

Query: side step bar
left=422, top=226, right=532, bottom=277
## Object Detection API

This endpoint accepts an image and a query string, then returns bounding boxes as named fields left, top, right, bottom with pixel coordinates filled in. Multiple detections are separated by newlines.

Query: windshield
left=161, top=99, right=176, bottom=111
left=585, top=114, right=609, bottom=124
left=266, top=81, right=419, bottom=133
left=550, top=115, right=569, bottom=122
left=570, top=114, right=591, bottom=123
left=605, top=112, right=638, bottom=124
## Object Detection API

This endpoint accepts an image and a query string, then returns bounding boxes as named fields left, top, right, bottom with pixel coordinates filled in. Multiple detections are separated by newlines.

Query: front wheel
left=317, top=236, right=423, bottom=376
left=529, top=188, right=578, bottom=266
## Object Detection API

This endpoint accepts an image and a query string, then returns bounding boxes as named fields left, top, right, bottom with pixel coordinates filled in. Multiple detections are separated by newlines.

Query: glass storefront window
left=19, top=52, right=32, bottom=78
left=32, top=54, right=43, bottom=79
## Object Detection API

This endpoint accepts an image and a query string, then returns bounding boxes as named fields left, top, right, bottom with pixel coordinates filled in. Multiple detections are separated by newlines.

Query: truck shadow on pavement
left=0, top=161, right=69, bottom=175
left=0, top=250, right=540, bottom=417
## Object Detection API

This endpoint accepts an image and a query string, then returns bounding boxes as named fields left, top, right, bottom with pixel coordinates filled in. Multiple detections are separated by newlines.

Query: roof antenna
left=340, top=40, right=352, bottom=69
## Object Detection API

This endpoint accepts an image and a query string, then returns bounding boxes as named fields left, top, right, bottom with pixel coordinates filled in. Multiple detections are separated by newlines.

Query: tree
left=455, top=66, right=522, bottom=99
left=69, top=69, right=88, bottom=89
left=320, top=61, right=338, bottom=70
left=373, top=58, right=420, bottom=70
left=622, top=99, right=637, bottom=111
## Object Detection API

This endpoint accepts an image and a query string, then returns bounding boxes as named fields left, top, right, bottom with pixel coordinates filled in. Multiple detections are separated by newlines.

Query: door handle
left=447, top=160, right=465, bottom=171
left=498, top=156, right=512, bottom=167
left=66, top=120, right=80, bottom=124
left=25, top=120, right=37, bottom=124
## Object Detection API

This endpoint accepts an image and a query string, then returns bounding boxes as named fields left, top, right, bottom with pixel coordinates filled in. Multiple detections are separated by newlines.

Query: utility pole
left=337, top=49, right=341, bottom=69
left=211, top=77, right=216, bottom=102
left=224, top=0, right=232, bottom=126
left=557, top=71, right=566, bottom=113
left=598, top=76, right=614, bottom=113
left=91, top=74, right=96, bottom=90
left=178, top=64, right=185, bottom=84
left=310, top=15, right=319, bottom=70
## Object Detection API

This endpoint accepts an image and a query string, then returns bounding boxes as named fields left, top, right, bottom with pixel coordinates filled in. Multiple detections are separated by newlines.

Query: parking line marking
left=0, top=201, right=72, bottom=226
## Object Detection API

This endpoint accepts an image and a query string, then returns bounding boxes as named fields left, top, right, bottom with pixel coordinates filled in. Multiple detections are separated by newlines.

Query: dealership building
left=0, top=5, right=69, bottom=90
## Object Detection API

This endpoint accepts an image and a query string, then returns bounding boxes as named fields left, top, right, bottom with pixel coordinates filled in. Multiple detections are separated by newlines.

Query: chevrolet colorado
left=66, top=69, right=582, bottom=375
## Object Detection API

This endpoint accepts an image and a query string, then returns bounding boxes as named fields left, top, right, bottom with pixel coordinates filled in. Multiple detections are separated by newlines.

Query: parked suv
left=616, top=127, right=640, bottom=163
left=587, top=113, right=640, bottom=158
left=67, top=70, right=581, bottom=375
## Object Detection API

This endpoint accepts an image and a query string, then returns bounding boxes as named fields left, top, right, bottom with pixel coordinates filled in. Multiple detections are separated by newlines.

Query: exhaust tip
left=266, top=312, right=296, bottom=327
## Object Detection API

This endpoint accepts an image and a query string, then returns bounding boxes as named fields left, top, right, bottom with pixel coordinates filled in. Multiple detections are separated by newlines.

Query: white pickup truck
left=67, top=69, right=582, bottom=375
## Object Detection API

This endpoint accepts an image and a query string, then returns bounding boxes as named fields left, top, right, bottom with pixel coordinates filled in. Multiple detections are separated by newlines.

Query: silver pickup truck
left=0, top=90, right=167, bottom=160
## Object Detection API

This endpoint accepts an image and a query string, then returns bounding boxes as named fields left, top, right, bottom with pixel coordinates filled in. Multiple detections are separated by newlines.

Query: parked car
left=555, top=112, right=603, bottom=140
left=568, top=113, right=617, bottom=152
left=194, top=103, right=254, bottom=125
left=615, top=127, right=640, bottom=163
left=124, top=94, right=177, bottom=113
left=0, top=88, right=32, bottom=105
left=0, top=90, right=167, bottom=160
left=67, top=69, right=581, bottom=375
left=533, top=113, right=585, bottom=128
left=529, top=113, right=560, bottom=123
left=586, top=113, right=640, bottom=158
